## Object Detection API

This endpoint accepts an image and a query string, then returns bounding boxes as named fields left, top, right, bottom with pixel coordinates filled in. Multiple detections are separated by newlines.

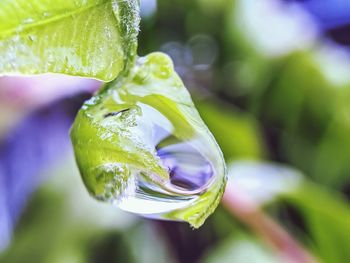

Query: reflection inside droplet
left=110, top=103, right=216, bottom=216
left=157, top=137, right=214, bottom=191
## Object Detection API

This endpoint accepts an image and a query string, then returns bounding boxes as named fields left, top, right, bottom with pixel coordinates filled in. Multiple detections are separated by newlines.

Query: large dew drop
left=70, top=52, right=227, bottom=228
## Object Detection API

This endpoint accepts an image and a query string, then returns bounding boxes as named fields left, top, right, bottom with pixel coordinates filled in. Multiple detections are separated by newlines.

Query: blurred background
left=1, top=0, right=350, bottom=262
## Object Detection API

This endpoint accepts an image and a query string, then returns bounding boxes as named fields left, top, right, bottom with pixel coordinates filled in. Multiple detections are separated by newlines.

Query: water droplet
left=22, top=17, right=35, bottom=24
left=71, top=53, right=226, bottom=228
left=42, top=12, right=50, bottom=18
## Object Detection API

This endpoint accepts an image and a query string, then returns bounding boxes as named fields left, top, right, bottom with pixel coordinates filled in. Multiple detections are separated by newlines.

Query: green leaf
left=284, top=183, right=350, bottom=263
left=70, top=52, right=227, bottom=228
left=0, top=0, right=140, bottom=81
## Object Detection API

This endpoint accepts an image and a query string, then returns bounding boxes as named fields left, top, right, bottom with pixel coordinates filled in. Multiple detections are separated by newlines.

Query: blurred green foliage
left=2, top=0, right=350, bottom=262
left=283, top=183, right=350, bottom=263
left=196, top=101, right=265, bottom=161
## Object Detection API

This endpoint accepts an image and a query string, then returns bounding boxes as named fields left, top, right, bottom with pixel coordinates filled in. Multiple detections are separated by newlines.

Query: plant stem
left=222, top=187, right=318, bottom=263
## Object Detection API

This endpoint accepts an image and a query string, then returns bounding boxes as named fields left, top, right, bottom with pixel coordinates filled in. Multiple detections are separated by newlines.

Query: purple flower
left=0, top=94, right=88, bottom=251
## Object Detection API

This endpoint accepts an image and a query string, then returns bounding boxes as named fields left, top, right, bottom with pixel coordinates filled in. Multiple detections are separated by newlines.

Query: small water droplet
left=42, top=12, right=50, bottom=18
left=154, top=64, right=172, bottom=79
left=22, top=17, right=35, bottom=24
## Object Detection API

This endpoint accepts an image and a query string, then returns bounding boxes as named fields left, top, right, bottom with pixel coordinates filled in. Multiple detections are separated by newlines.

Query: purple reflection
left=157, top=140, right=214, bottom=191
